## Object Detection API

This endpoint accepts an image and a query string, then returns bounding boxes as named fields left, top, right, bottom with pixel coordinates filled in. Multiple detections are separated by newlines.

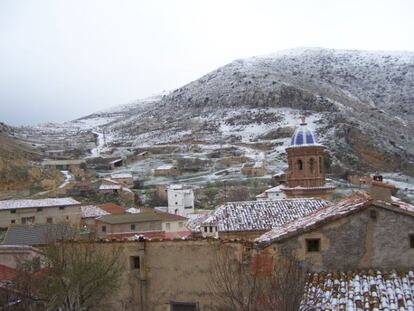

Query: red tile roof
left=155, top=211, right=188, bottom=221
left=0, top=264, right=16, bottom=281
left=98, top=203, right=126, bottom=214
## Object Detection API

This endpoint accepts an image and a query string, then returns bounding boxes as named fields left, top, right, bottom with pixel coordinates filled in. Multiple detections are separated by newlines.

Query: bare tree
left=208, top=246, right=316, bottom=311
left=13, top=236, right=123, bottom=311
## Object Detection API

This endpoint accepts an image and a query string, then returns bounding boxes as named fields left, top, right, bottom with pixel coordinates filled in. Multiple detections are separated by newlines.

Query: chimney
left=370, top=174, right=395, bottom=203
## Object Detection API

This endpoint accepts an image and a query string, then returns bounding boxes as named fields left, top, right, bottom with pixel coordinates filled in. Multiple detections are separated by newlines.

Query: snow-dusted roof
left=243, top=162, right=264, bottom=168
left=42, top=159, right=85, bottom=165
left=0, top=198, right=80, bottom=210
left=256, top=186, right=283, bottom=199
left=255, top=192, right=414, bottom=245
left=111, top=173, right=132, bottom=179
left=253, top=161, right=264, bottom=168
left=265, top=185, right=283, bottom=193
left=188, top=199, right=328, bottom=233
left=109, top=158, right=123, bottom=164
left=81, top=205, right=109, bottom=218
left=98, top=184, right=132, bottom=193
left=168, top=184, right=183, bottom=190
left=156, top=164, right=175, bottom=170
left=99, top=184, right=122, bottom=190
left=304, top=270, right=414, bottom=310
left=126, top=207, right=140, bottom=214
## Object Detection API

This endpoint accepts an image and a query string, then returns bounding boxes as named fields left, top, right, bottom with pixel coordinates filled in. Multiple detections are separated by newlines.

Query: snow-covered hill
left=9, top=47, right=414, bottom=176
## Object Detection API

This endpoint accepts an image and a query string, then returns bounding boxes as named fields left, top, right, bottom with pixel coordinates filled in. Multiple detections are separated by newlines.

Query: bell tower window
left=309, top=158, right=315, bottom=173
left=297, top=160, right=303, bottom=171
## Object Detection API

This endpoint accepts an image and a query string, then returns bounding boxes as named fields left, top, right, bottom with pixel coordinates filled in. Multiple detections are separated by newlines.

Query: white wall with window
left=167, top=184, right=195, bottom=217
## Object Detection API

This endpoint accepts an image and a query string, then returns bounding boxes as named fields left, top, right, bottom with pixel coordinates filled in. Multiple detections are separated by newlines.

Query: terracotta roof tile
left=303, top=270, right=414, bottom=310
left=98, top=203, right=126, bottom=214
left=0, top=264, right=16, bottom=281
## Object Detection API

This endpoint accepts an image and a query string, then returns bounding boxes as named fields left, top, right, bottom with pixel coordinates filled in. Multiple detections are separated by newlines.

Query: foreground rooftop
left=304, top=270, right=414, bottom=310
left=188, top=198, right=328, bottom=233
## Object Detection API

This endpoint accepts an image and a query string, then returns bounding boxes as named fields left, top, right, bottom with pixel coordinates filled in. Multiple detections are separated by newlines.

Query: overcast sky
left=1, top=0, right=413, bottom=126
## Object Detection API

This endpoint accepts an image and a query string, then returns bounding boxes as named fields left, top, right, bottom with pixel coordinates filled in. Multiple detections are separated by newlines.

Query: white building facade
left=167, top=184, right=194, bottom=217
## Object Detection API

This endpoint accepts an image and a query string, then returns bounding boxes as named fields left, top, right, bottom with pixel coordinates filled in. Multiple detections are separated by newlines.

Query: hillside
left=8, top=48, right=414, bottom=178
left=0, top=125, right=63, bottom=197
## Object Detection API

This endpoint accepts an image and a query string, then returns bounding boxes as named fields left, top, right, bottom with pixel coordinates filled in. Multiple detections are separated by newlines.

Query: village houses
left=0, top=198, right=81, bottom=228
left=0, top=118, right=413, bottom=310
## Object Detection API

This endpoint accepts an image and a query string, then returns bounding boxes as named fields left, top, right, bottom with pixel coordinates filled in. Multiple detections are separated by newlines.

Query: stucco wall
left=0, top=205, right=81, bottom=228
left=161, top=220, right=186, bottom=233
left=0, top=246, right=42, bottom=268
left=115, top=240, right=246, bottom=311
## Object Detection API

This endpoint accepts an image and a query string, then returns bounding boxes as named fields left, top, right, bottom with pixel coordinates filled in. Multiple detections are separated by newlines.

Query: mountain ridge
left=6, top=47, right=414, bottom=177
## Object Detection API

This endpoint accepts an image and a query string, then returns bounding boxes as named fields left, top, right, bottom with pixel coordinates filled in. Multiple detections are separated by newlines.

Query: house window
left=179, top=222, right=183, bottom=228
left=46, top=217, right=53, bottom=224
left=10, top=209, right=16, bottom=214
left=370, top=210, right=377, bottom=220
left=170, top=302, right=197, bottom=311
left=204, top=227, right=207, bottom=233
left=37, top=207, right=43, bottom=212
left=130, top=256, right=140, bottom=270
left=21, top=217, right=35, bottom=225
left=59, top=206, right=65, bottom=210
left=166, top=223, right=171, bottom=230
left=209, top=226, right=213, bottom=233
left=11, top=220, right=15, bottom=224
left=131, top=224, right=136, bottom=231
left=306, top=238, right=321, bottom=252
left=410, top=234, right=414, bottom=248
left=102, top=225, right=107, bottom=233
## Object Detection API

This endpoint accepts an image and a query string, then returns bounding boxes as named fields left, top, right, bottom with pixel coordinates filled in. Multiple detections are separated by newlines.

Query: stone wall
left=267, top=206, right=414, bottom=272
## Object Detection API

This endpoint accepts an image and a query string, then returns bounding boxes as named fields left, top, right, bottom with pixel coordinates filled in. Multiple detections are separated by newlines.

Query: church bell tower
left=281, top=116, right=335, bottom=199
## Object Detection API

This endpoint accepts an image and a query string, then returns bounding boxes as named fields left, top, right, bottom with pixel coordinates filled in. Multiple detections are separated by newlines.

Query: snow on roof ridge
left=0, top=197, right=80, bottom=210
left=111, top=173, right=133, bottom=178
left=81, top=205, right=109, bottom=218
left=188, top=198, right=328, bottom=233
left=255, top=192, right=373, bottom=245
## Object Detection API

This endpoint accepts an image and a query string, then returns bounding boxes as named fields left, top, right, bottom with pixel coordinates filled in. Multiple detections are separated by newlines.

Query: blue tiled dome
left=290, top=118, right=318, bottom=146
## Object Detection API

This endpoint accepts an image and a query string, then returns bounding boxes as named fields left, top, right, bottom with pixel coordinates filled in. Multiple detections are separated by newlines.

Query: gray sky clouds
left=1, top=0, right=413, bottom=125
